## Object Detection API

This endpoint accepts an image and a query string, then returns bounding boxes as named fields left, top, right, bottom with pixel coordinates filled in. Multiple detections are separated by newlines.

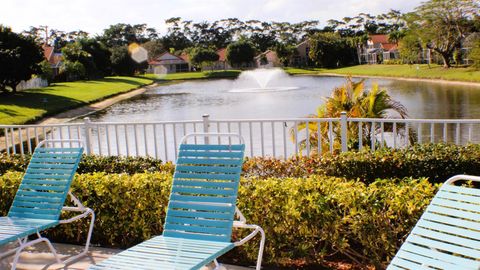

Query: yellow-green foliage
left=0, top=172, right=436, bottom=267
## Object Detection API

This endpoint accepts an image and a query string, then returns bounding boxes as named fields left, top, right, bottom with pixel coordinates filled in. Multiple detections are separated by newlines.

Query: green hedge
left=3, top=143, right=480, bottom=183
left=0, top=153, right=173, bottom=175
left=0, top=172, right=436, bottom=268
left=243, top=143, right=480, bottom=183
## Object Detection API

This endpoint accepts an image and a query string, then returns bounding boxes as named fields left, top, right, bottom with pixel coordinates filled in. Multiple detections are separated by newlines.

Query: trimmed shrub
left=243, top=143, right=480, bottom=183
left=0, top=153, right=174, bottom=175
left=0, top=172, right=436, bottom=268
left=3, top=143, right=479, bottom=183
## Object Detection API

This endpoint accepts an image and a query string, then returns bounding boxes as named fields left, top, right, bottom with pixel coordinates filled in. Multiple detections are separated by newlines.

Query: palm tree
left=291, top=77, right=408, bottom=153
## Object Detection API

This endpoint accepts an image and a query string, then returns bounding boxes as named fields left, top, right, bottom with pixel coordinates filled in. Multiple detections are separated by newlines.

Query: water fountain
left=230, top=68, right=299, bottom=92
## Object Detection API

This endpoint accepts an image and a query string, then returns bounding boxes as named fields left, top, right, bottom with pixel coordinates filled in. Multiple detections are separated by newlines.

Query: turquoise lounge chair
left=89, top=133, right=265, bottom=270
left=388, top=175, right=480, bottom=270
left=0, top=140, right=95, bottom=269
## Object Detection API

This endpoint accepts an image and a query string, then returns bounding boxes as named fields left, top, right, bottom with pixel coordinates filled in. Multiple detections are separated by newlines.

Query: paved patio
left=1, top=243, right=251, bottom=270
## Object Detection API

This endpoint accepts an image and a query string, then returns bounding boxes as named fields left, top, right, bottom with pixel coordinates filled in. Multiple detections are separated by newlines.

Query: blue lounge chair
left=388, top=175, right=480, bottom=270
left=0, top=140, right=95, bottom=269
left=89, top=133, right=265, bottom=270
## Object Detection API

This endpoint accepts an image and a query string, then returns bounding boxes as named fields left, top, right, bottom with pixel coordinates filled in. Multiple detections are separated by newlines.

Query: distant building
left=292, top=40, right=311, bottom=67
left=255, top=50, right=281, bottom=68
left=42, top=45, right=62, bottom=76
left=147, top=52, right=190, bottom=74
left=360, top=34, right=399, bottom=64
left=203, top=48, right=233, bottom=70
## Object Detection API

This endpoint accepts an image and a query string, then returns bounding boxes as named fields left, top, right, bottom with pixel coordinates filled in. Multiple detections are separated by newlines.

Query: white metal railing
left=2, top=113, right=480, bottom=161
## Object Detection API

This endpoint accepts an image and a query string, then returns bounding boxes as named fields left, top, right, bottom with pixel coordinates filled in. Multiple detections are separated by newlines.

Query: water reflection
left=88, top=76, right=480, bottom=122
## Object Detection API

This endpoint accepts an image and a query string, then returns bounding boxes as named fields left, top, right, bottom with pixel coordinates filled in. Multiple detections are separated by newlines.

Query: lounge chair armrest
left=232, top=221, right=266, bottom=270
left=60, top=206, right=94, bottom=224
left=233, top=222, right=264, bottom=246
left=235, top=207, right=246, bottom=223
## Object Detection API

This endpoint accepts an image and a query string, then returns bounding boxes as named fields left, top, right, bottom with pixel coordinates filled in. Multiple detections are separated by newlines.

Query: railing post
left=202, top=114, right=210, bottom=144
left=83, top=117, right=93, bottom=154
left=340, top=111, right=348, bottom=152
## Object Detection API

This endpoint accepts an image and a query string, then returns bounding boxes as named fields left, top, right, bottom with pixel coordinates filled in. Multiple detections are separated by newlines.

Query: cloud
left=2, top=0, right=423, bottom=34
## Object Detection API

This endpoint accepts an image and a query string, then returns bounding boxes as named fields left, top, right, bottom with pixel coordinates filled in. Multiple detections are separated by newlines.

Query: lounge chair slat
left=179, top=150, right=244, bottom=158
left=173, top=180, right=236, bottom=189
left=26, top=168, right=73, bottom=174
left=175, top=165, right=241, bottom=174
left=14, top=195, right=63, bottom=203
left=169, top=201, right=234, bottom=212
left=442, top=184, right=480, bottom=197
left=22, top=179, right=69, bottom=186
left=388, top=256, right=422, bottom=270
left=171, top=186, right=235, bottom=196
left=437, top=189, right=480, bottom=204
left=402, top=243, right=477, bottom=269
left=28, top=163, right=76, bottom=169
left=23, top=174, right=71, bottom=180
left=12, top=201, right=60, bottom=209
left=422, top=212, right=480, bottom=231
left=169, top=194, right=234, bottom=204
left=416, top=219, right=480, bottom=241
left=408, top=234, right=480, bottom=259
left=30, top=157, right=78, bottom=163
left=16, top=190, right=63, bottom=198
left=166, top=216, right=231, bottom=227
left=164, top=224, right=231, bottom=235
left=36, top=147, right=82, bottom=153
left=431, top=197, right=480, bottom=213
left=176, top=157, right=242, bottom=166
left=427, top=204, right=480, bottom=222
left=180, top=144, right=245, bottom=151
left=32, top=152, right=81, bottom=158
left=19, top=184, right=68, bottom=192
left=174, top=172, right=237, bottom=181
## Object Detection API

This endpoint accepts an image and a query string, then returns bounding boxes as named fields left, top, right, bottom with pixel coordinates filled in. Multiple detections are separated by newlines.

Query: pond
left=89, top=71, right=480, bottom=122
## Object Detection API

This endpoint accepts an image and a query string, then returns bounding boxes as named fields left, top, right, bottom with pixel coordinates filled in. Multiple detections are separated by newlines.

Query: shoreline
left=310, top=72, right=480, bottom=87
left=37, top=82, right=160, bottom=125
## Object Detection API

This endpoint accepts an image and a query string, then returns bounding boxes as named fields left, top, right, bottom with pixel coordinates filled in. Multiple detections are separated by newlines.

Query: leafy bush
left=3, top=143, right=480, bottom=184
left=0, top=153, right=174, bottom=175
left=243, top=143, right=480, bottom=183
left=0, top=172, right=436, bottom=268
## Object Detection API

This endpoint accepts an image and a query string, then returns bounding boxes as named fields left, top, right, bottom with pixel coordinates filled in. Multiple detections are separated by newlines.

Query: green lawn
left=286, top=65, right=480, bottom=83
left=143, top=70, right=241, bottom=81
left=0, top=76, right=154, bottom=125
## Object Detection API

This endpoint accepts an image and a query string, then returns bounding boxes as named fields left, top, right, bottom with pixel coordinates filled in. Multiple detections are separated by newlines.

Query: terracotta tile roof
left=369, top=34, right=389, bottom=44
left=179, top=52, right=190, bottom=62
left=382, top=43, right=398, bottom=51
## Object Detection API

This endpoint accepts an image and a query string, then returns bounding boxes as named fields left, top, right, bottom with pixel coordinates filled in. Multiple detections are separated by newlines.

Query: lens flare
left=128, top=43, right=148, bottom=63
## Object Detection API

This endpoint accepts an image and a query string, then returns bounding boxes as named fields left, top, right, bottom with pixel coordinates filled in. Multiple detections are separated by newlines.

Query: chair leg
left=62, top=208, right=95, bottom=265
left=11, top=236, right=61, bottom=270
left=255, top=227, right=266, bottom=270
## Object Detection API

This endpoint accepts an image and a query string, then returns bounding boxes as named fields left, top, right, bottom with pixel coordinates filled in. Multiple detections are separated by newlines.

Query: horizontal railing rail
left=2, top=112, right=480, bottom=161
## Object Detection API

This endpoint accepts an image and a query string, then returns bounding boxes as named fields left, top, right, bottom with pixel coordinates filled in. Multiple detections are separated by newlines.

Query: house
left=255, top=50, right=281, bottom=68
left=195, top=48, right=233, bottom=71
left=360, top=34, right=399, bottom=64
left=292, top=40, right=311, bottom=66
left=42, top=45, right=62, bottom=76
left=147, top=52, right=190, bottom=74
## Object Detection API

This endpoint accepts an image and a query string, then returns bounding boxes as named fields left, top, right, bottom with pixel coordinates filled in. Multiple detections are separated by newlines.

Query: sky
left=3, top=0, right=424, bottom=35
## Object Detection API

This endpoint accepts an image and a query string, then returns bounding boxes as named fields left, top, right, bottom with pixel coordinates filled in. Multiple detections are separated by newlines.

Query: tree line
left=1, top=0, right=479, bottom=93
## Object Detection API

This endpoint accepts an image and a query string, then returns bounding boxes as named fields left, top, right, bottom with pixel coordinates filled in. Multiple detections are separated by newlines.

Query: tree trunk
left=440, top=52, right=451, bottom=68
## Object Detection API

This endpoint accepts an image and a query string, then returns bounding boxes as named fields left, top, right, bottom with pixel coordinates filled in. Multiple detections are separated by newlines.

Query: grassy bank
left=285, top=65, right=480, bottom=83
left=0, top=76, right=154, bottom=125
left=143, top=70, right=241, bottom=81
